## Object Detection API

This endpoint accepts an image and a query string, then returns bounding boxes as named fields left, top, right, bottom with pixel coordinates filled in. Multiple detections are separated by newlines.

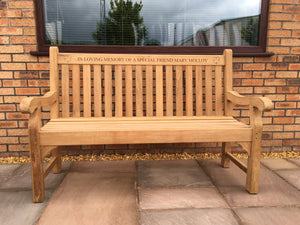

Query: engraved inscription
left=74, top=56, right=217, bottom=64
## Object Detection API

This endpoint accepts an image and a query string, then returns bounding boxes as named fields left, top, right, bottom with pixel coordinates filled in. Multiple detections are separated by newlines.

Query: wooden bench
left=21, top=47, right=272, bottom=202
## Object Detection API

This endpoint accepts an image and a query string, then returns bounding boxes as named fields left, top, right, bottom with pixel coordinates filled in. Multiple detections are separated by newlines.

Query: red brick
left=275, top=102, right=296, bottom=109
left=253, top=71, right=275, bottom=78
left=273, top=117, right=294, bottom=124
left=263, top=125, right=283, bottom=132
left=2, top=80, right=27, bottom=87
left=0, top=121, right=18, bottom=128
left=286, top=110, right=300, bottom=116
left=0, top=18, right=8, bottom=26
left=268, top=30, right=292, bottom=37
left=254, top=87, right=276, bottom=94
left=270, top=0, right=293, bottom=4
left=242, top=79, right=264, bottom=86
left=284, top=5, right=300, bottom=13
left=266, top=62, right=288, bottom=70
left=243, top=63, right=265, bottom=70
left=27, top=63, right=49, bottom=71
left=276, top=71, right=297, bottom=78
left=28, top=80, right=49, bottom=87
left=7, top=129, right=28, bottom=136
left=285, top=125, right=300, bottom=132
left=0, top=45, right=23, bottom=54
left=283, top=22, right=300, bottom=30
left=277, top=87, right=298, bottom=93
left=0, top=104, right=15, bottom=111
left=0, top=54, right=11, bottom=62
left=268, top=22, right=282, bottom=29
left=0, top=137, right=18, bottom=144
left=273, top=132, right=294, bottom=139
left=293, top=30, right=300, bottom=38
left=286, top=94, right=300, bottom=101
left=289, top=64, right=300, bottom=70
left=0, top=36, right=9, bottom=44
left=11, top=36, right=36, bottom=44
left=12, top=54, right=37, bottom=62
left=24, top=45, right=37, bottom=53
left=261, top=140, right=282, bottom=147
left=23, top=28, right=36, bottom=35
left=0, top=10, right=22, bottom=17
left=8, top=1, right=34, bottom=9
left=1, top=63, right=26, bottom=70
left=8, top=144, right=29, bottom=152
left=267, top=47, right=290, bottom=54
left=10, top=18, right=35, bottom=27
left=291, top=47, right=300, bottom=54
left=14, top=71, right=38, bottom=79
left=0, top=27, right=23, bottom=35
left=269, top=13, right=293, bottom=21
left=264, top=110, right=285, bottom=117
left=0, top=88, right=14, bottom=95
left=283, top=140, right=300, bottom=146
left=266, top=94, right=285, bottom=101
left=6, top=112, right=28, bottom=120
left=269, top=5, right=283, bottom=12
left=268, top=38, right=280, bottom=46
left=265, top=79, right=286, bottom=86
left=4, top=96, right=26, bottom=103
left=233, top=71, right=252, bottom=78
left=15, top=88, right=40, bottom=95
left=22, top=10, right=35, bottom=18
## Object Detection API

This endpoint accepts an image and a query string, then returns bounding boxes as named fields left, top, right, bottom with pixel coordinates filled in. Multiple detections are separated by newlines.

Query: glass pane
left=43, top=0, right=261, bottom=46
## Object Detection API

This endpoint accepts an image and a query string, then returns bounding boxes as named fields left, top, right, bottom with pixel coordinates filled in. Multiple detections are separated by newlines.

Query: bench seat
left=40, top=117, right=252, bottom=146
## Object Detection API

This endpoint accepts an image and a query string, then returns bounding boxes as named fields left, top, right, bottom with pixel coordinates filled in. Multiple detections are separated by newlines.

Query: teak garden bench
left=21, top=47, right=272, bottom=202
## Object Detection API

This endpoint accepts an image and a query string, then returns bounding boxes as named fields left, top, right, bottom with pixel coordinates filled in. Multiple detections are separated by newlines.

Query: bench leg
left=28, top=109, right=45, bottom=203
left=52, top=147, right=62, bottom=174
left=221, top=142, right=231, bottom=168
left=246, top=138, right=261, bottom=194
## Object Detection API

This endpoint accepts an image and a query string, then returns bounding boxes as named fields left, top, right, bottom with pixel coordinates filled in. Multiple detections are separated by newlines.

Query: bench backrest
left=49, top=47, right=233, bottom=118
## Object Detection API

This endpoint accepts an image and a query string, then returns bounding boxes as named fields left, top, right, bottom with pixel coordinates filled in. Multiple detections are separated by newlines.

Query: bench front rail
left=21, top=47, right=272, bottom=202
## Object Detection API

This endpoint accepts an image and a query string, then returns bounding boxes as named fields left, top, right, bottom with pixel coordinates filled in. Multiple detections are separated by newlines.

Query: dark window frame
left=31, top=0, right=273, bottom=57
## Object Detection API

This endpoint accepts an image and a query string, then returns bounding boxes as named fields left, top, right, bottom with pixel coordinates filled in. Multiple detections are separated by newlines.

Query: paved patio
left=0, top=158, right=299, bottom=225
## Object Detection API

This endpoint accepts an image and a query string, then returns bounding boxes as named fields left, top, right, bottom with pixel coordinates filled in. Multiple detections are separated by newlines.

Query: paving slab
left=197, top=159, right=300, bottom=207
left=139, top=187, right=228, bottom=210
left=0, top=162, right=72, bottom=190
left=0, top=164, right=20, bottom=184
left=276, top=170, right=300, bottom=190
left=36, top=161, right=138, bottom=225
left=261, top=158, right=299, bottom=171
left=287, top=158, right=300, bottom=167
left=141, top=209, right=240, bottom=225
left=137, top=160, right=212, bottom=188
left=234, top=207, right=300, bottom=225
left=0, top=190, right=52, bottom=225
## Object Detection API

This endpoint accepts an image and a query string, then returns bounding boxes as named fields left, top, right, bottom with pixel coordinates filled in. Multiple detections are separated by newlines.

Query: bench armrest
left=20, top=91, right=58, bottom=114
left=226, top=91, right=273, bottom=112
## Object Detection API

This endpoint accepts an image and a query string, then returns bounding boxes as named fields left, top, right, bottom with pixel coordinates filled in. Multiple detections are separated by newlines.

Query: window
left=33, top=0, right=272, bottom=56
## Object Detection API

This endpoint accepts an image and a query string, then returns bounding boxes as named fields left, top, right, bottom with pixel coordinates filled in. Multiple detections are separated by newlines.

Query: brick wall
left=0, top=0, right=299, bottom=156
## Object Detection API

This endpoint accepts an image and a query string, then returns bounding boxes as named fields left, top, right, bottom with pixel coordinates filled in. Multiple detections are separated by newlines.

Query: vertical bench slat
left=50, top=46, right=59, bottom=118
left=156, top=65, right=163, bottom=116
left=125, top=65, right=133, bottom=116
left=215, top=65, right=223, bottom=116
left=166, top=65, right=173, bottom=116
left=115, top=65, right=123, bottom=117
left=176, top=66, right=183, bottom=116
left=72, top=65, right=80, bottom=117
left=135, top=65, right=143, bottom=117
left=104, top=65, right=112, bottom=117
left=196, top=66, right=203, bottom=116
left=61, top=65, right=69, bottom=117
left=186, top=66, right=193, bottom=116
left=94, top=65, right=102, bottom=117
left=146, top=65, right=153, bottom=116
left=205, top=65, right=213, bottom=115
left=83, top=65, right=91, bottom=117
